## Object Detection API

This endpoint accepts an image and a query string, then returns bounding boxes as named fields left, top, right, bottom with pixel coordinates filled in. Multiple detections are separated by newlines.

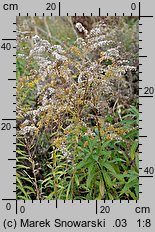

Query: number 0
left=131, top=3, right=136, bottom=10
left=6, top=203, right=11, bottom=210
left=20, top=206, right=25, bottom=213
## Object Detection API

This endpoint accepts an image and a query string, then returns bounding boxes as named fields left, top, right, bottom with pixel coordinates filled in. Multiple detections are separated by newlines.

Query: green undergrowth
left=16, top=106, right=139, bottom=200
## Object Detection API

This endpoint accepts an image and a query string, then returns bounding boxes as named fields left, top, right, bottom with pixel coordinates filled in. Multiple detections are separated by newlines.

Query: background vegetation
left=16, top=16, right=139, bottom=200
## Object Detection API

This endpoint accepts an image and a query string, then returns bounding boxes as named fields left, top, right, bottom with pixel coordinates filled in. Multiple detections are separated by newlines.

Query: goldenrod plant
left=16, top=17, right=139, bottom=200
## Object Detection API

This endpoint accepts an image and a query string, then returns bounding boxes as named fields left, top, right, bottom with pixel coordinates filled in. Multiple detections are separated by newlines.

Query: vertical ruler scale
left=0, top=4, right=17, bottom=200
left=138, top=2, right=154, bottom=202
left=0, top=0, right=155, bottom=231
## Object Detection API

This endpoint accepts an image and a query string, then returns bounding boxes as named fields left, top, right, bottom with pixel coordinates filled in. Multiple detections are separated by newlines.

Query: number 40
left=1, top=43, right=11, bottom=50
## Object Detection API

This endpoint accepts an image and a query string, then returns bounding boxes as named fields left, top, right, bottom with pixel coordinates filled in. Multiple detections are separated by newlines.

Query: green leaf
left=41, top=176, right=52, bottom=186
left=130, top=141, right=138, bottom=160
left=102, top=140, right=112, bottom=149
left=76, top=156, right=92, bottom=169
left=122, top=129, right=138, bottom=139
left=107, top=192, right=114, bottom=200
left=99, top=179, right=105, bottom=198
left=135, top=154, right=139, bottom=171
left=128, top=189, right=137, bottom=200
left=66, top=180, right=72, bottom=200
left=16, top=150, right=27, bottom=155
left=103, top=171, right=113, bottom=188
left=24, top=186, right=35, bottom=193
left=86, top=164, right=96, bottom=188
left=102, top=162, right=117, bottom=175
left=74, top=174, right=80, bottom=186
left=16, top=164, right=30, bottom=170
left=16, top=177, right=29, bottom=198
left=120, top=177, right=138, bottom=196
left=101, top=161, right=125, bottom=182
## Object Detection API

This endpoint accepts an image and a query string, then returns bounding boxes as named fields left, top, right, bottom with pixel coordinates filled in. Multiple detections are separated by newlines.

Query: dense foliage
left=16, top=16, right=139, bottom=200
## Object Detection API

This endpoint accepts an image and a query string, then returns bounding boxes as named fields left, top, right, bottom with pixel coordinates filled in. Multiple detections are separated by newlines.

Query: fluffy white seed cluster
left=86, top=24, right=113, bottom=51
left=108, top=133, right=123, bottom=141
left=52, top=51, right=67, bottom=62
left=42, top=87, right=56, bottom=106
left=30, top=35, right=67, bottom=77
left=27, top=105, right=50, bottom=124
left=20, top=125, right=37, bottom=136
left=29, top=35, right=68, bottom=97
left=52, top=45, right=65, bottom=54
left=75, top=22, right=114, bottom=52
left=89, top=27, right=102, bottom=36
left=60, top=143, right=72, bottom=163
left=76, top=22, right=88, bottom=35
left=105, top=48, right=120, bottom=58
